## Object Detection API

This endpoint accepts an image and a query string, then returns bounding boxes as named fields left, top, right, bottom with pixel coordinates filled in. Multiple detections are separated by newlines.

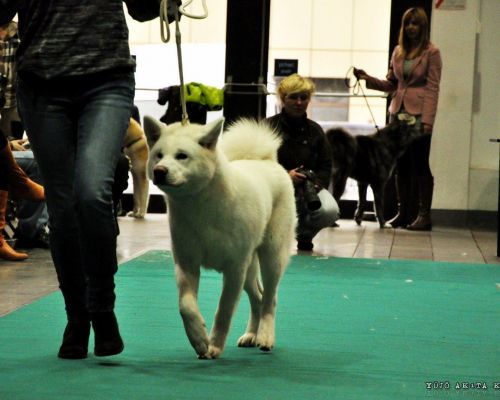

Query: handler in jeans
left=2, top=0, right=157, bottom=360
left=266, top=74, right=339, bottom=251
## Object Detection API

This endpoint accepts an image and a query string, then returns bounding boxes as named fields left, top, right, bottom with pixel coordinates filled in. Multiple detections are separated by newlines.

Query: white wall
left=268, top=0, right=391, bottom=127
left=127, top=0, right=500, bottom=212
left=469, top=0, right=500, bottom=211
left=430, top=0, right=500, bottom=211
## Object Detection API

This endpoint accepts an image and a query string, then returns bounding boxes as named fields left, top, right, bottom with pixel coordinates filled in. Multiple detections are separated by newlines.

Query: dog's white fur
left=123, top=118, right=149, bottom=218
left=143, top=116, right=296, bottom=359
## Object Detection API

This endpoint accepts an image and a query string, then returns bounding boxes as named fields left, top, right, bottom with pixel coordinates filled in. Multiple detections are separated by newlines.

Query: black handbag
left=124, top=0, right=182, bottom=23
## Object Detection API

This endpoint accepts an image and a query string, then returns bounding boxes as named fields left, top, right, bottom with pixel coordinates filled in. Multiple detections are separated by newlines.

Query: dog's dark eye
left=156, top=151, right=164, bottom=159
left=175, top=152, right=188, bottom=160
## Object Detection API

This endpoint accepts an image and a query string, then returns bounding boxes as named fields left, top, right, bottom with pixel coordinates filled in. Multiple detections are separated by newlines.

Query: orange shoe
left=0, top=190, right=28, bottom=261
left=0, top=143, right=45, bottom=202
left=0, top=236, right=28, bottom=261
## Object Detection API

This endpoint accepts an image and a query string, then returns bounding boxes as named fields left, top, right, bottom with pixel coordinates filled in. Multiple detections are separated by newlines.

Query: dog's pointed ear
left=143, top=116, right=165, bottom=148
left=199, top=117, right=225, bottom=150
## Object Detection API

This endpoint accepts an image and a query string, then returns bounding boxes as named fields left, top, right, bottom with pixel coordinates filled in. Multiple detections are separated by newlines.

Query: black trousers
left=396, top=134, right=432, bottom=178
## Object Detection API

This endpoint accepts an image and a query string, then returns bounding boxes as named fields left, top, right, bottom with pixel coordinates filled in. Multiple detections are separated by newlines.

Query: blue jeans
left=17, top=74, right=135, bottom=318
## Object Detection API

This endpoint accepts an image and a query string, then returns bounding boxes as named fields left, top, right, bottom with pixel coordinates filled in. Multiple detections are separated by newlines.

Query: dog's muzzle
left=153, top=165, right=169, bottom=185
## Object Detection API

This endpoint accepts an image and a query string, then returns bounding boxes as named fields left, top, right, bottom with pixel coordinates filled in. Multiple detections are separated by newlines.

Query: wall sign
left=274, top=59, right=298, bottom=77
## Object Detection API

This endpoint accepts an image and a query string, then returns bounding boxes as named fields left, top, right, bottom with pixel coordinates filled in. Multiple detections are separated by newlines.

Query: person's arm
left=123, top=0, right=181, bottom=22
left=123, top=0, right=160, bottom=21
left=354, top=48, right=399, bottom=93
left=421, top=47, right=443, bottom=132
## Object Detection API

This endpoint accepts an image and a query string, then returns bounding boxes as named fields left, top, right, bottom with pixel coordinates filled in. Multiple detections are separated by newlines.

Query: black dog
left=326, top=117, right=420, bottom=228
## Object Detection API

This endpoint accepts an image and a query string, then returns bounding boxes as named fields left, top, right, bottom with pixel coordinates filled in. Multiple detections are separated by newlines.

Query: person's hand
left=353, top=67, right=368, bottom=81
left=423, top=123, right=433, bottom=135
left=289, top=167, right=306, bottom=184
left=10, top=139, right=28, bottom=151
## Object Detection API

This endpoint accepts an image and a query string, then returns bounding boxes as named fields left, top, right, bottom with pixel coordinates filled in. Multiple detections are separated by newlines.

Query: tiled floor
left=1, top=214, right=498, bottom=317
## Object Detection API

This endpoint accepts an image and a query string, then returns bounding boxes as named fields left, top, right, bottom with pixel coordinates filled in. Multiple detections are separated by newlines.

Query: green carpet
left=1, top=251, right=499, bottom=400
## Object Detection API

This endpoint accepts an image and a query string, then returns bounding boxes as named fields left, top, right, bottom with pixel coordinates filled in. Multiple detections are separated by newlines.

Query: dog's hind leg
left=355, top=182, right=369, bottom=225
left=176, top=265, right=211, bottom=358
left=256, top=242, right=289, bottom=352
left=237, top=255, right=263, bottom=348
left=208, top=261, right=248, bottom=358
left=126, top=141, right=149, bottom=218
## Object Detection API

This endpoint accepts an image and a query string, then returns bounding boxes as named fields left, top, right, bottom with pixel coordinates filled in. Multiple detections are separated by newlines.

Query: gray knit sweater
left=13, top=0, right=135, bottom=80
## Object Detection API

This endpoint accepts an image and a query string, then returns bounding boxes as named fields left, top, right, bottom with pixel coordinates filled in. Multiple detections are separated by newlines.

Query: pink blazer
left=365, top=43, right=442, bottom=127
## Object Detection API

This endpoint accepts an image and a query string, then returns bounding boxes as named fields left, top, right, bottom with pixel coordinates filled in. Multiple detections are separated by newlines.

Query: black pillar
left=224, top=0, right=270, bottom=124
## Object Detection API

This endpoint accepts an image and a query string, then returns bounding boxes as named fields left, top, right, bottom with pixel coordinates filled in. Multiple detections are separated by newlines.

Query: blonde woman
left=266, top=74, right=339, bottom=251
left=354, top=7, right=442, bottom=231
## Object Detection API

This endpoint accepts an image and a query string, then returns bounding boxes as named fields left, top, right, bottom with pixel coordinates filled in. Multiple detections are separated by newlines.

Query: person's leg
left=387, top=113, right=418, bottom=228
left=73, top=76, right=135, bottom=356
left=17, top=79, right=87, bottom=310
left=0, top=132, right=44, bottom=201
left=0, top=134, right=28, bottom=260
left=296, top=189, right=339, bottom=250
left=17, top=78, right=90, bottom=358
left=407, top=134, right=433, bottom=231
left=14, top=154, right=49, bottom=247
left=18, top=74, right=134, bottom=357
left=0, top=190, right=28, bottom=261
left=388, top=153, right=412, bottom=228
left=73, top=76, right=134, bottom=315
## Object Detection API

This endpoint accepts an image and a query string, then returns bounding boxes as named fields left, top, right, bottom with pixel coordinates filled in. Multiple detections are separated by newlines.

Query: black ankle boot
left=388, top=212, right=409, bottom=228
left=91, top=311, right=124, bottom=357
left=58, top=320, right=91, bottom=359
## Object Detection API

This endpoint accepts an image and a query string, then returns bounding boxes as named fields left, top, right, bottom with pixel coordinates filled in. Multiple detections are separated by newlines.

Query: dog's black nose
left=153, top=165, right=168, bottom=184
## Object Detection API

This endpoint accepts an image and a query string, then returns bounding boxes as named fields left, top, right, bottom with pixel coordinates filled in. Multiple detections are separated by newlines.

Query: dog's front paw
left=194, top=342, right=211, bottom=359
left=204, top=345, right=222, bottom=359
left=379, top=221, right=388, bottom=229
left=256, top=329, right=275, bottom=352
left=187, top=330, right=210, bottom=358
left=237, top=333, right=257, bottom=348
left=257, top=338, right=274, bottom=352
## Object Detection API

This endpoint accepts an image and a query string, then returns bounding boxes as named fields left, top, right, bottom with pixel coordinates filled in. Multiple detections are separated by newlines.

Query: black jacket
left=265, top=111, right=332, bottom=189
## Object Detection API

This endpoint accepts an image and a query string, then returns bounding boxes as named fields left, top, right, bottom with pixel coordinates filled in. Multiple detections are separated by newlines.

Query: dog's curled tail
left=220, top=118, right=282, bottom=162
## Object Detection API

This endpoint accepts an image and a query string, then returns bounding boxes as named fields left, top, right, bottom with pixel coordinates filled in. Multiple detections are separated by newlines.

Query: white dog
left=143, top=116, right=296, bottom=359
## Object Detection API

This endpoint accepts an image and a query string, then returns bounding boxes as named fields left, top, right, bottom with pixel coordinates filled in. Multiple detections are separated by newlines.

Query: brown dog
left=123, top=118, right=149, bottom=218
